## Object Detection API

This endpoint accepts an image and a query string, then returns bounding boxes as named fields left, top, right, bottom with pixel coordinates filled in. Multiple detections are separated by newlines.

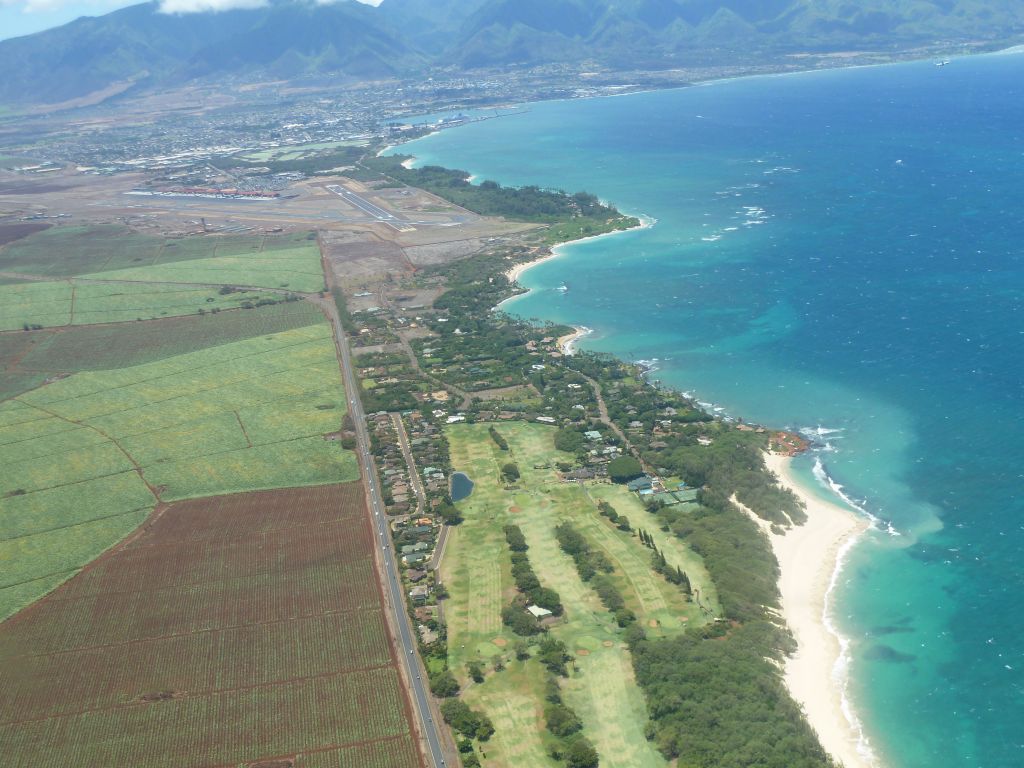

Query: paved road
left=319, top=296, right=448, bottom=768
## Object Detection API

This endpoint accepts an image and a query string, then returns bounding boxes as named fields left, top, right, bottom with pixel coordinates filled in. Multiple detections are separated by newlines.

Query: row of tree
left=637, top=529, right=692, bottom=598
left=489, top=425, right=509, bottom=451
left=502, top=525, right=563, bottom=636
left=554, top=522, right=635, bottom=627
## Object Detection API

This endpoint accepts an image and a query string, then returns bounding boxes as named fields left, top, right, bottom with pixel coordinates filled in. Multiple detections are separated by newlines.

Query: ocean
left=391, top=52, right=1024, bottom=768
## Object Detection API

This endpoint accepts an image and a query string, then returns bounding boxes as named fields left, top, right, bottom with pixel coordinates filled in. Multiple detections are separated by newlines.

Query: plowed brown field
left=0, top=483, right=423, bottom=768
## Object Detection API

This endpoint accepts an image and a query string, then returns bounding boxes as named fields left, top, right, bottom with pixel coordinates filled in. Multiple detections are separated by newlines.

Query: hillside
left=1, top=0, right=1023, bottom=105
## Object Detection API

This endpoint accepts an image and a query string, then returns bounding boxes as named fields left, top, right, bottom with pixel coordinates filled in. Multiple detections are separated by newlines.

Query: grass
left=443, top=422, right=718, bottom=768
left=0, top=323, right=357, bottom=620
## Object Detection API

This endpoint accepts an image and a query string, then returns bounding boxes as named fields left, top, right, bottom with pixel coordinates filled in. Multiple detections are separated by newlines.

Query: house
left=527, top=605, right=553, bottom=619
left=536, top=416, right=557, bottom=424
left=409, top=585, right=430, bottom=604
left=406, top=569, right=427, bottom=583
left=584, top=430, right=603, bottom=441
left=402, top=553, right=428, bottom=566
left=627, top=476, right=654, bottom=493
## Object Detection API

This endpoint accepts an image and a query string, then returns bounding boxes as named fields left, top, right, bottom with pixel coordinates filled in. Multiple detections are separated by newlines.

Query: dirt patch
left=0, top=221, right=50, bottom=246
left=648, top=619, right=660, bottom=628
left=576, top=649, right=590, bottom=656
left=602, top=640, right=614, bottom=648
left=492, top=637, right=507, bottom=648
left=322, top=230, right=411, bottom=283
left=138, top=690, right=181, bottom=703
left=508, top=506, right=521, bottom=514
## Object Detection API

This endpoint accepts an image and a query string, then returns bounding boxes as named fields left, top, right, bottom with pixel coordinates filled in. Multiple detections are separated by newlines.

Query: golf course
left=441, top=422, right=719, bottom=768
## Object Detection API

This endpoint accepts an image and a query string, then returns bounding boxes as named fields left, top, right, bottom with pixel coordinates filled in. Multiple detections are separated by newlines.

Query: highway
left=319, top=295, right=448, bottom=768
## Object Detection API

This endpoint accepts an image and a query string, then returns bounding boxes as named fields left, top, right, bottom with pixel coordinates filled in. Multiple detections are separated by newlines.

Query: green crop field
left=443, top=422, right=718, bottom=768
left=0, top=279, right=273, bottom=331
left=0, top=484, right=420, bottom=768
left=87, top=244, right=325, bottom=292
left=0, top=225, right=321, bottom=280
left=0, top=323, right=357, bottom=620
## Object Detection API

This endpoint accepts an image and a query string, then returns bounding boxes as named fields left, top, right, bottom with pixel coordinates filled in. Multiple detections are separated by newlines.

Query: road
left=318, top=295, right=448, bottom=768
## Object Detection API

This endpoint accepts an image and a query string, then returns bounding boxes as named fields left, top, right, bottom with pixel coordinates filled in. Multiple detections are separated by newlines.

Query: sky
left=0, top=0, right=380, bottom=40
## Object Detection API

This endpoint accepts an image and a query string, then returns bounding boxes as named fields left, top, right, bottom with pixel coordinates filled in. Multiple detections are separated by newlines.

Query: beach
left=503, top=250, right=561, bottom=286
left=761, top=453, right=875, bottom=768
left=556, top=326, right=591, bottom=355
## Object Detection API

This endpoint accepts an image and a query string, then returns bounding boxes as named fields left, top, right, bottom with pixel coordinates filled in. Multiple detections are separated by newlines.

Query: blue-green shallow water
left=392, top=53, right=1024, bottom=768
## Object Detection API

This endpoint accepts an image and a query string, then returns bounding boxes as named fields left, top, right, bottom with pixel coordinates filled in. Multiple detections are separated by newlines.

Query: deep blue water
left=393, top=53, right=1024, bottom=767
left=450, top=471, right=475, bottom=502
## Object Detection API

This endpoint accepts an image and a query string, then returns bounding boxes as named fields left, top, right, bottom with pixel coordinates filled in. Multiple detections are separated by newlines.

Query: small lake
left=450, top=472, right=474, bottom=502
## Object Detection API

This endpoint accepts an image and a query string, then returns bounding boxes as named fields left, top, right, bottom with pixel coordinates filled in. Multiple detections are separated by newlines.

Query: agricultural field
left=0, top=225, right=324, bottom=293
left=441, top=422, right=717, bottom=768
left=0, top=322, right=358, bottom=620
left=0, top=484, right=423, bottom=768
left=0, top=279, right=276, bottom=331
left=0, top=299, right=325, bottom=400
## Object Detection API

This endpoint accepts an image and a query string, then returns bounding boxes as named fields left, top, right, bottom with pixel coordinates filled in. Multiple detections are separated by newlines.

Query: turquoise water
left=450, top=471, right=474, bottom=502
left=393, top=52, right=1024, bottom=768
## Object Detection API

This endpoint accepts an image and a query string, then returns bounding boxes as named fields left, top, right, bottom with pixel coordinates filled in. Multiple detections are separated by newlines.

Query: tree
left=437, top=502, right=463, bottom=526
left=608, top=456, right=644, bottom=483
left=545, top=703, right=583, bottom=738
left=504, top=524, right=529, bottom=552
left=467, top=660, right=485, bottom=683
left=502, top=604, right=540, bottom=636
left=429, top=670, right=460, bottom=698
left=501, top=462, right=521, bottom=482
left=565, top=737, right=600, bottom=768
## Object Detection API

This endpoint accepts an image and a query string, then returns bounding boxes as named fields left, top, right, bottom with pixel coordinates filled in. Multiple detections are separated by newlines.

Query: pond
left=450, top=472, right=474, bottom=502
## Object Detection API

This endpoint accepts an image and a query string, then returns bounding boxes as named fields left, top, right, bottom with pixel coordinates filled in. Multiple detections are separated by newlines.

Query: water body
left=450, top=472, right=475, bottom=502
left=394, top=52, right=1024, bottom=768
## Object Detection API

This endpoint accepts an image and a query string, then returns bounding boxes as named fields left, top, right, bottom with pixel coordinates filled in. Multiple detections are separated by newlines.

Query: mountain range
left=2, top=0, right=1023, bottom=106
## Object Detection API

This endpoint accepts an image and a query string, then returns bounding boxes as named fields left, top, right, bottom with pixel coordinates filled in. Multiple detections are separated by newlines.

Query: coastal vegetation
left=368, top=156, right=639, bottom=240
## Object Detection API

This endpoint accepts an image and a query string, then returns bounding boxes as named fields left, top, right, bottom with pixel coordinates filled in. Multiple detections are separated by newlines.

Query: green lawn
left=0, top=323, right=357, bottom=620
left=443, top=422, right=717, bottom=768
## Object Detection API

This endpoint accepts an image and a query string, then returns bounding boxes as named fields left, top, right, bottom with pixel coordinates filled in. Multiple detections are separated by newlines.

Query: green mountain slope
left=0, top=0, right=1022, bottom=106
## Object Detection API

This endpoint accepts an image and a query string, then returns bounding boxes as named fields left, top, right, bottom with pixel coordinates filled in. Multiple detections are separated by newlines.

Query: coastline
left=556, top=325, right=591, bottom=355
left=500, top=214, right=655, bottom=308
left=761, top=453, right=876, bottom=768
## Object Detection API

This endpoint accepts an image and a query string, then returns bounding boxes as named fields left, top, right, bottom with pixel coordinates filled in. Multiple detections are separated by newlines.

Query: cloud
left=158, top=0, right=380, bottom=12
left=158, top=0, right=268, bottom=12
left=1, top=0, right=132, bottom=13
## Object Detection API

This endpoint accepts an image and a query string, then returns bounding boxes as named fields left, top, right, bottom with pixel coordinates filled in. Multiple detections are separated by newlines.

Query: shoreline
left=500, top=214, right=655, bottom=308
left=556, top=325, right=591, bottom=356
left=761, top=453, right=876, bottom=768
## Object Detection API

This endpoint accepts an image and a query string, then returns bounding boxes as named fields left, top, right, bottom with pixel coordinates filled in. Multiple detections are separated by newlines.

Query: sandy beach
left=503, top=250, right=561, bottom=286
left=556, top=326, right=591, bottom=355
left=759, top=453, right=876, bottom=768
